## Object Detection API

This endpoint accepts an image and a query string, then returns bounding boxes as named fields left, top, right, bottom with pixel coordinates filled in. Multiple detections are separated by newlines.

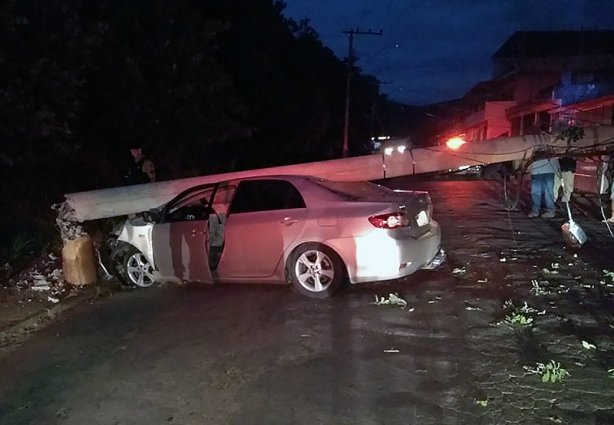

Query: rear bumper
left=326, top=219, right=442, bottom=284
left=421, top=247, right=446, bottom=270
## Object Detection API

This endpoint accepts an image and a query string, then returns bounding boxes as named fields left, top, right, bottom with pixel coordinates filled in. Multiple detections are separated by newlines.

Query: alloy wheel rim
left=126, top=253, right=155, bottom=287
left=294, top=249, right=334, bottom=292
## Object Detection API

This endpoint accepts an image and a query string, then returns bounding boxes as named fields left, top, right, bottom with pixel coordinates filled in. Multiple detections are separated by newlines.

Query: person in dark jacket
left=124, top=145, right=156, bottom=185
left=553, top=156, right=576, bottom=203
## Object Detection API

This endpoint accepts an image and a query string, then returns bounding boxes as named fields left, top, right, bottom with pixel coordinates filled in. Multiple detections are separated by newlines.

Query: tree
left=0, top=0, right=394, bottom=246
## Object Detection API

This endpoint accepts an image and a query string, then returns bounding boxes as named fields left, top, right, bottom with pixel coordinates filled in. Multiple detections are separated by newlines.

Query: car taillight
left=368, top=212, right=410, bottom=229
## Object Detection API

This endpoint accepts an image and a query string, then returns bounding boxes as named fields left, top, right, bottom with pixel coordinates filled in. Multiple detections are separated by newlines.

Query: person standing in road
left=528, top=153, right=559, bottom=218
left=124, top=144, right=156, bottom=185
left=606, top=166, right=614, bottom=223
left=553, top=156, right=576, bottom=204
left=601, top=155, right=614, bottom=223
left=608, top=184, right=614, bottom=223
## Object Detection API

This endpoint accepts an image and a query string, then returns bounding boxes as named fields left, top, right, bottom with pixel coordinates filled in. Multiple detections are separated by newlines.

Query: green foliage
left=556, top=126, right=585, bottom=145
left=0, top=233, right=44, bottom=271
left=1, top=234, right=38, bottom=264
left=0, top=0, right=392, bottom=240
left=374, top=293, right=408, bottom=309
left=523, top=360, right=569, bottom=383
left=498, top=300, right=541, bottom=327
left=504, top=313, right=533, bottom=326
left=474, top=398, right=488, bottom=407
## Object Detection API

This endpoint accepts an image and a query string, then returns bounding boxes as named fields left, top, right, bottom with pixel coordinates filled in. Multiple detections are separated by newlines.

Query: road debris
left=581, top=341, right=596, bottom=350
left=31, top=283, right=51, bottom=291
left=373, top=293, right=408, bottom=309
left=3, top=253, right=67, bottom=302
left=531, top=280, right=548, bottom=295
left=474, top=399, right=488, bottom=407
left=452, top=267, right=466, bottom=275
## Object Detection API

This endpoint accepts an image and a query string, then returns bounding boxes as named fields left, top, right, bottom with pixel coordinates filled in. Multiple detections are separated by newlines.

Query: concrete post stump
left=62, top=236, right=97, bottom=285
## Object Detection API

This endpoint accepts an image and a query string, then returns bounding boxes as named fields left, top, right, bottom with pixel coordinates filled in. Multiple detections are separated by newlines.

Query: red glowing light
left=368, top=212, right=410, bottom=229
left=446, top=137, right=466, bottom=150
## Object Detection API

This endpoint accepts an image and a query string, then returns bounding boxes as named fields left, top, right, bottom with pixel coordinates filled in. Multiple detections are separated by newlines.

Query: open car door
left=151, top=184, right=218, bottom=283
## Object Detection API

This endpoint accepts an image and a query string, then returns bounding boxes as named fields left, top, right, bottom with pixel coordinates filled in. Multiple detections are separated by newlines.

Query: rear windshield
left=313, top=179, right=390, bottom=200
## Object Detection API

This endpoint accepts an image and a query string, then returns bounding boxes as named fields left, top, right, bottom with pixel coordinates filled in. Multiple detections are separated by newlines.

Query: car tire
left=121, top=246, right=156, bottom=288
left=287, top=243, right=345, bottom=299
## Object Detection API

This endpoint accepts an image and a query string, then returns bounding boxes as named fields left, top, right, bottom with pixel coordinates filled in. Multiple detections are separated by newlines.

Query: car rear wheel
left=122, top=246, right=155, bottom=288
left=287, top=243, right=344, bottom=298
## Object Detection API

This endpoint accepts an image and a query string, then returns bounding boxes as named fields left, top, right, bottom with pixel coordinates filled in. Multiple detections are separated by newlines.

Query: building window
left=522, top=114, right=537, bottom=135
left=538, top=111, right=551, bottom=132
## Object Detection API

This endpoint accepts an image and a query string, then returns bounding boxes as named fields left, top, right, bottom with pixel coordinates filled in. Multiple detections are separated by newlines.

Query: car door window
left=165, top=187, right=215, bottom=222
left=228, top=180, right=306, bottom=214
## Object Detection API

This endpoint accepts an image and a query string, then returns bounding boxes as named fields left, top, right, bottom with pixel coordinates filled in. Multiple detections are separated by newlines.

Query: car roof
left=230, top=174, right=322, bottom=183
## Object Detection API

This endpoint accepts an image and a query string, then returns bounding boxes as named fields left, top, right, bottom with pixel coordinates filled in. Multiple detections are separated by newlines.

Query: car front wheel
left=122, top=246, right=156, bottom=288
left=287, top=243, right=345, bottom=298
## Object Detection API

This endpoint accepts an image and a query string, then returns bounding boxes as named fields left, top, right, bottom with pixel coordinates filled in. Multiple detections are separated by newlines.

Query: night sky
left=282, top=0, right=614, bottom=106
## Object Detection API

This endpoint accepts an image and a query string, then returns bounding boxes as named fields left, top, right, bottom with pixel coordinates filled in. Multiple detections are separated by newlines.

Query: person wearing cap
left=124, top=145, right=156, bottom=185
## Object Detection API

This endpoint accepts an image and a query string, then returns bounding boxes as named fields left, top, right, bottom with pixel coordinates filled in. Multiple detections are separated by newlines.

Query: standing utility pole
left=342, top=28, right=382, bottom=157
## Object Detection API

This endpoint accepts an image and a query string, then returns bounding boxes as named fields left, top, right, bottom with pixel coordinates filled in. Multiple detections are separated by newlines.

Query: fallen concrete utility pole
left=61, top=126, right=614, bottom=222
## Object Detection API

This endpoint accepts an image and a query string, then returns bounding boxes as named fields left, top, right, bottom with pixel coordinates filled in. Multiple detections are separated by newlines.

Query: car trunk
left=353, top=189, right=433, bottom=239
left=313, top=180, right=434, bottom=238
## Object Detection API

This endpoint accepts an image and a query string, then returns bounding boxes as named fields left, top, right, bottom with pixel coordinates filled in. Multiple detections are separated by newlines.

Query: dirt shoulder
left=0, top=253, right=110, bottom=355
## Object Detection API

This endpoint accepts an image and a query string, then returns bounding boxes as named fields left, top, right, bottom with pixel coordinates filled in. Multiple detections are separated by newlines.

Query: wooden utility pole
left=342, top=28, right=382, bottom=157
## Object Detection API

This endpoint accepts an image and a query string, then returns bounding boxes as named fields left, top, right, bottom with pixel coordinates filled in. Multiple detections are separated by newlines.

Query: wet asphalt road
left=1, top=178, right=614, bottom=425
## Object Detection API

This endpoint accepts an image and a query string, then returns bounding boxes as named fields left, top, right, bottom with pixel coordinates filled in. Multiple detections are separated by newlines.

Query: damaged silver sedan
left=101, top=175, right=444, bottom=298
